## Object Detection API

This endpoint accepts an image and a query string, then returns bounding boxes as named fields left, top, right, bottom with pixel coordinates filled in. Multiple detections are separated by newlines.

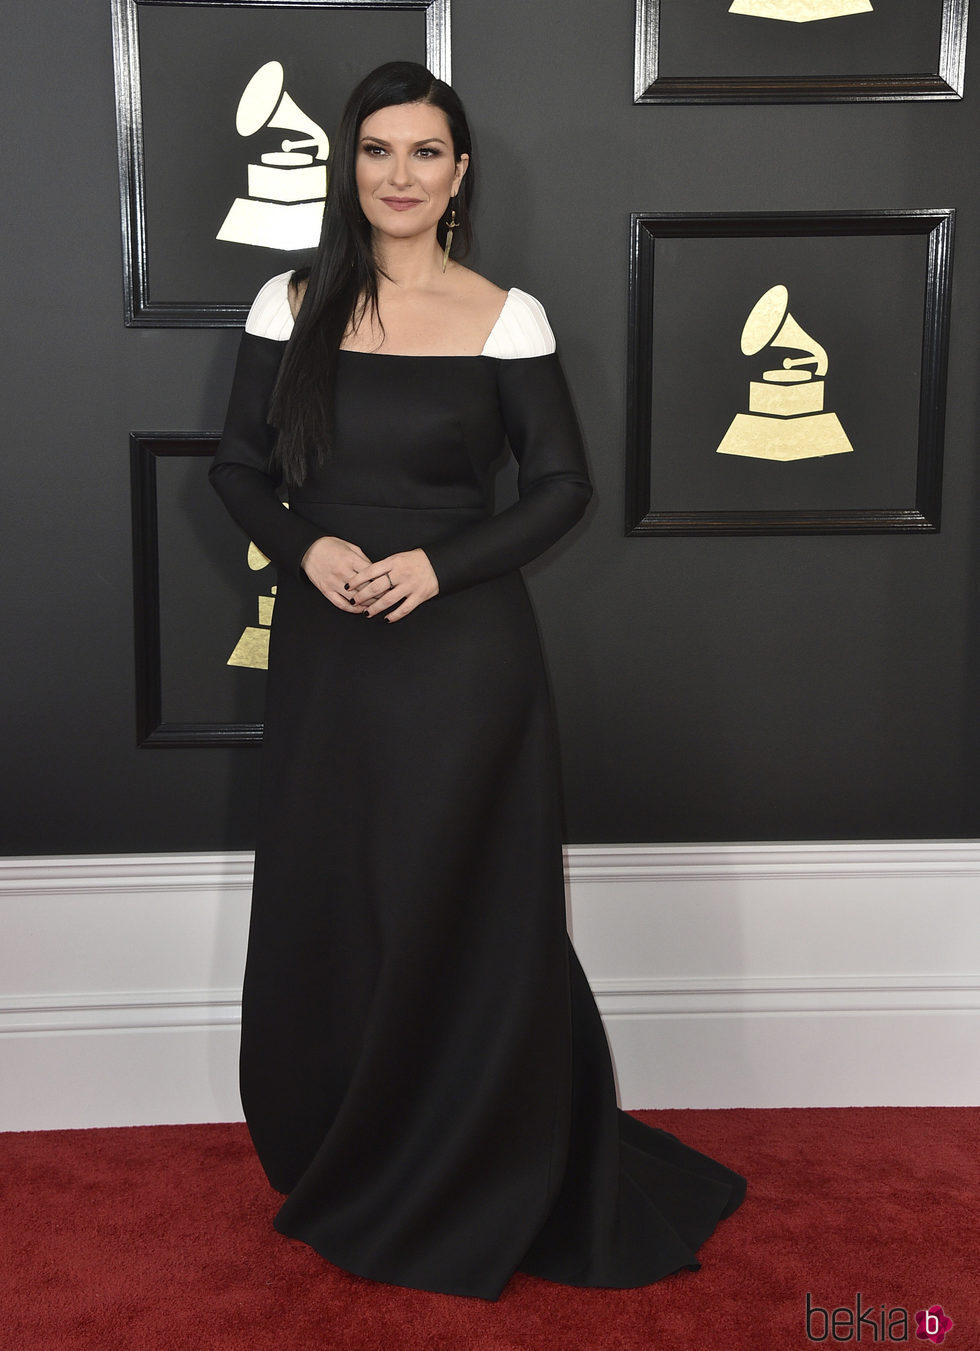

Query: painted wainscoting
left=1, top=844, right=978, bottom=1131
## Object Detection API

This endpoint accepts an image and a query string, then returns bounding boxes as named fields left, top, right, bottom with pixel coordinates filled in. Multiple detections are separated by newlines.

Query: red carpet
left=2, top=1108, right=975, bottom=1350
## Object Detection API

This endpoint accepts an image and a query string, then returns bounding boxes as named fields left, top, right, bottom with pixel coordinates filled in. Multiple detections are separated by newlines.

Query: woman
left=210, top=60, right=746, bottom=1301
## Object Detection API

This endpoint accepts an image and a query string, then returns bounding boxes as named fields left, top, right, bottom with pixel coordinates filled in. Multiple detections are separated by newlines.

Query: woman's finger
left=379, top=594, right=417, bottom=623
left=360, top=582, right=404, bottom=617
left=350, top=576, right=395, bottom=606
left=348, top=565, right=393, bottom=594
left=348, top=551, right=436, bottom=620
left=317, top=585, right=368, bottom=612
left=363, top=583, right=426, bottom=621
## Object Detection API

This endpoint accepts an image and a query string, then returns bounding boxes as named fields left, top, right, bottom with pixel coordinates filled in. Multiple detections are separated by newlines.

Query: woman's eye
left=360, top=143, right=441, bottom=159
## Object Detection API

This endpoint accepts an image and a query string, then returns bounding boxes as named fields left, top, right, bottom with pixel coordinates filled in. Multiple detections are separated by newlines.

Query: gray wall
left=4, top=1, right=979, bottom=854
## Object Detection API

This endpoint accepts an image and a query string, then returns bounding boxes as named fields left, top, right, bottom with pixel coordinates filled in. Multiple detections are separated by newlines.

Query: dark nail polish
left=347, top=597, right=356, bottom=605
left=344, top=582, right=350, bottom=590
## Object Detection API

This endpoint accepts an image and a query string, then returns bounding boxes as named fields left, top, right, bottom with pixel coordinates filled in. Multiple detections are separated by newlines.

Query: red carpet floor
left=1, top=1107, right=975, bottom=1351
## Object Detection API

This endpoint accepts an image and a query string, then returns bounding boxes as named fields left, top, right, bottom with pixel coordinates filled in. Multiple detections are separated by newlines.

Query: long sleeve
left=423, top=352, right=593, bottom=596
left=209, top=323, right=324, bottom=579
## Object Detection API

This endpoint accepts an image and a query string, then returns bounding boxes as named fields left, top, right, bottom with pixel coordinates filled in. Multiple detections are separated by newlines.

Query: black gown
left=209, top=278, right=746, bottom=1302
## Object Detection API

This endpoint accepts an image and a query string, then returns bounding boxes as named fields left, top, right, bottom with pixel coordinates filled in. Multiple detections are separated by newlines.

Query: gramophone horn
left=268, top=90, right=330, bottom=161
left=235, top=61, right=286, bottom=135
left=741, top=284, right=789, bottom=355
left=235, top=60, right=329, bottom=161
left=740, top=284, right=828, bottom=378
left=772, top=312, right=828, bottom=377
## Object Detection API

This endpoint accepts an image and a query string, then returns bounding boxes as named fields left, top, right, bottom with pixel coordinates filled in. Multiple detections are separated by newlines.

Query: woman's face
left=355, top=100, right=467, bottom=244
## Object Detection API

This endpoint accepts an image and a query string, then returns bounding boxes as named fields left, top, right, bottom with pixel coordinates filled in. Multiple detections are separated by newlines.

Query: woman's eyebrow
left=359, top=135, right=449, bottom=147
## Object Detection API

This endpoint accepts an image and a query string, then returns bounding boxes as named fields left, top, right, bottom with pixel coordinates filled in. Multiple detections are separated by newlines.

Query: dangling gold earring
left=442, top=199, right=459, bottom=273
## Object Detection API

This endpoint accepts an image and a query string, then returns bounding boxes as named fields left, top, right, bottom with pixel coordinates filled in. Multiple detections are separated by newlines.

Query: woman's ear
left=452, top=152, right=470, bottom=196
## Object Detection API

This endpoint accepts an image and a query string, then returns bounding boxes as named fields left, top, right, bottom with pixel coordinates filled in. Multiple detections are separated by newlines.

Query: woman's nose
left=387, top=155, right=414, bottom=188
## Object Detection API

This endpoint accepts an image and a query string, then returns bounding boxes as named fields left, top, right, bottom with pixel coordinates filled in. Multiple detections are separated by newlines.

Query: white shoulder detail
left=244, top=269, right=296, bottom=341
left=481, top=288, right=557, bottom=358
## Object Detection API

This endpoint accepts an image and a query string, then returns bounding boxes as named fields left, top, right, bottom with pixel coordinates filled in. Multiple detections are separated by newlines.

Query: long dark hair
left=268, top=61, right=475, bottom=487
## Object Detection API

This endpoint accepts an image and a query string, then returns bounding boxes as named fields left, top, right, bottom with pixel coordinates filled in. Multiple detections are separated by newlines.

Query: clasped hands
left=300, top=536, right=439, bottom=623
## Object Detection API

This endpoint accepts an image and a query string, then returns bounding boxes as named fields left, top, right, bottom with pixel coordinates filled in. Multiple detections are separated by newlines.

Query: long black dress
left=209, top=274, right=746, bottom=1302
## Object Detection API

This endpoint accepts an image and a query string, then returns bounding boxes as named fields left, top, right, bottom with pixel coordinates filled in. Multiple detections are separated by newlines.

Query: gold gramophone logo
left=729, top=0, right=872, bottom=20
left=715, top=284, right=854, bottom=462
left=227, top=539, right=276, bottom=670
left=217, top=60, right=329, bottom=250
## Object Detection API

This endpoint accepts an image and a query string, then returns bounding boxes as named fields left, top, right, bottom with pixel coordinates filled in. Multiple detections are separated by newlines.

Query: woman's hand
left=347, top=548, right=439, bottom=623
left=301, top=536, right=373, bottom=611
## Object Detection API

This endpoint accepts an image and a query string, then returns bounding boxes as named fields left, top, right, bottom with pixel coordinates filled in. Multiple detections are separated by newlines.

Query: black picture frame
left=111, top=0, right=452, bottom=327
left=634, top=0, right=969, bottom=103
left=626, top=210, right=955, bottom=536
left=131, top=433, right=274, bottom=746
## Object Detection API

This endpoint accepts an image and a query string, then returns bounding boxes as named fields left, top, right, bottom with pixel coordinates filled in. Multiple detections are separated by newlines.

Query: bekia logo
left=805, top=1293, right=954, bottom=1343
left=914, top=1306, right=954, bottom=1344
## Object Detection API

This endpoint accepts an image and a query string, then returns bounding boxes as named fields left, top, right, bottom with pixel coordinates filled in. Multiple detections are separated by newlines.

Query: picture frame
left=131, top=433, right=277, bottom=746
left=634, top=0, right=969, bottom=104
left=626, top=209, right=955, bottom=536
left=111, top=0, right=451, bottom=327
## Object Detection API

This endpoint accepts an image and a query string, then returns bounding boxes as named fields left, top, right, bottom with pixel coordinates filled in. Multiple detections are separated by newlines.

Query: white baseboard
left=1, top=843, right=978, bottom=1129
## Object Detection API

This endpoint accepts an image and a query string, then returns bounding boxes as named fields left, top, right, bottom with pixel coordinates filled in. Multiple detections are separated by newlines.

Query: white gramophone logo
left=715, top=284, right=854, bottom=462
left=729, top=0, right=872, bottom=19
left=217, top=61, right=329, bottom=251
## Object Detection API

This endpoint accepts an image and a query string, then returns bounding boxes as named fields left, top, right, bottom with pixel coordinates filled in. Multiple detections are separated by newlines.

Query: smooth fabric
left=209, top=281, right=746, bottom=1300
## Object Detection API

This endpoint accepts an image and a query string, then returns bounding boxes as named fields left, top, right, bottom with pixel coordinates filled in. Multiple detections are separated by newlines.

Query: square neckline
left=337, top=288, right=514, bottom=359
